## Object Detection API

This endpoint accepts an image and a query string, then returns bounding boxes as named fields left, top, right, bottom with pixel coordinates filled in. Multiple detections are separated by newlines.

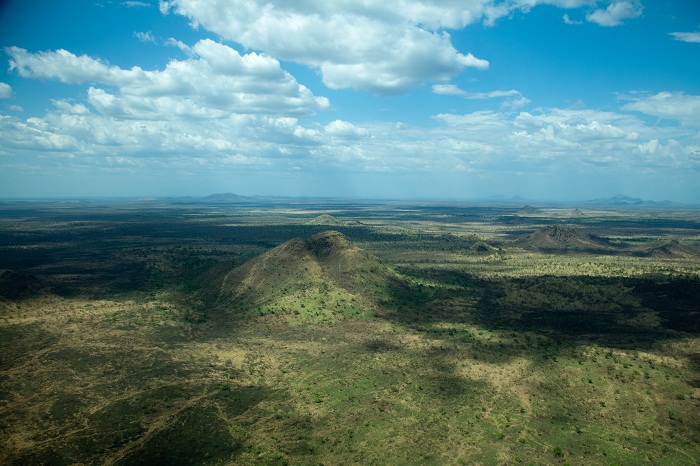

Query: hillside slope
left=516, top=225, right=614, bottom=253
left=645, top=239, right=699, bottom=259
left=216, top=231, right=405, bottom=321
left=0, top=270, right=47, bottom=300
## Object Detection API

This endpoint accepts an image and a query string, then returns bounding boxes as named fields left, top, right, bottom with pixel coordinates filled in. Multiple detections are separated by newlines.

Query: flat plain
left=1, top=198, right=698, bottom=465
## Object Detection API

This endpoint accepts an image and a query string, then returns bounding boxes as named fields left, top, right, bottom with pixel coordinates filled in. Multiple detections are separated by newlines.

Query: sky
left=0, top=0, right=699, bottom=202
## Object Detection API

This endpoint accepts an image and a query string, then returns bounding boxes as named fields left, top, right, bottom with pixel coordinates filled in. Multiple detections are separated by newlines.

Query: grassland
left=1, top=198, right=699, bottom=465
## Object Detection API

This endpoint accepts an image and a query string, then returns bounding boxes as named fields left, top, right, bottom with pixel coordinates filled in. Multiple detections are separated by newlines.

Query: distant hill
left=497, top=214, right=524, bottom=225
left=482, top=195, right=526, bottom=202
left=644, top=240, right=699, bottom=259
left=517, top=205, right=538, bottom=215
left=571, top=208, right=584, bottom=217
left=470, top=241, right=497, bottom=253
left=203, top=193, right=251, bottom=202
left=306, top=214, right=362, bottom=226
left=585, top=194, right=680, bottom=207
left=515, top=225, right=613, bottom=253
left=215, top=231, right=405, bottom=320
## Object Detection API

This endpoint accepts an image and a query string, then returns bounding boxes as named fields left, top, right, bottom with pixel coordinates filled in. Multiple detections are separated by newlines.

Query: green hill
left=216, top=231, right=404, bottom=322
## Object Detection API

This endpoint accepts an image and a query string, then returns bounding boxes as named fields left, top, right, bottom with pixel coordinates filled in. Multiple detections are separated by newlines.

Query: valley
left=1, top=198, right=699, bottom=465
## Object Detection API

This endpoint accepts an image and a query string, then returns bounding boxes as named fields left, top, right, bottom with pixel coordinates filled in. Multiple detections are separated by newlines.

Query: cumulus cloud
left=519, top=116, right=636, bottom=143
left=586, top=1, right=643, bottom=27
left=155, top=1, right=643, bottom=94
left=344, top=104, right=683, bottom=177
left=0, top=82, right=13, bottom=99
left=159, top=0, right=490, bottom=94
left=621, top=92, right=700, bottom=125
left=669, top=32, right=700, bottom=44
left=0, top=95, right=697, bottom=191
left=325, top=120, right=370, bottom=140
left=0, top=103, right=332, bottom=165
left=5, top=41, right=330, bottom=118
left=505, top=109, right=641, bottom=160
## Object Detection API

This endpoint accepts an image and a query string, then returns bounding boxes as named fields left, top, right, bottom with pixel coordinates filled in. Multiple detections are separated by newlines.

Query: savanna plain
left=0, top=198, right=699, bottom=465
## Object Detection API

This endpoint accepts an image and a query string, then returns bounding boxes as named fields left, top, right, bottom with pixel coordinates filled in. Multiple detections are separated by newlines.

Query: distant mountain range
left=584, top=194, right=681, bottom=206
left=482, top=194, right=682, bottom=206
left=203, top=192, right=253, bottom=202
left=129, top=193, right=684, bottom=206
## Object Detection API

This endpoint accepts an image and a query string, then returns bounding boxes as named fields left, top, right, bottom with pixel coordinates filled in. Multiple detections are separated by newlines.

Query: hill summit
left=516, top=225, right=612, bottom=253
left=306, top=214, right=362, bottom=226
left=306, top=214, right=346, bottom=226
left=645, top=239, right=698, bottom=259
left=216, top=231, right=403, bottom=321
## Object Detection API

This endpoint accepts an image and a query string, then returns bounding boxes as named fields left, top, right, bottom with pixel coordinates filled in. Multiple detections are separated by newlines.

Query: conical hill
left=645, top=240, right=698, bottom=259
left=306, top=214, right=362, bottom=226
left=516, top=225, right=612, bottom=253
left=306, top=214, right=345, bottom=226
left=216, top=231, right=404, bottom=321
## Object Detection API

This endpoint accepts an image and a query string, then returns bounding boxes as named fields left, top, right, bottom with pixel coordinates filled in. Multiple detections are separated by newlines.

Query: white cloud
left=51, top=99, right=91, bottom=115
left=158, top=1, right=171, bottom=15
left=432, top=85, right=523, bottom=100
left=123, top=1, right=150, bottom=7
left=586, top=1, right=643, bottom=27
left=502, top=96, right=532, bottom=109
left=638, top=139, right=659, bottom=154
left=159, top=0, right=490, bottom=94
left=325, top=120, right=370, bottom=140
left=563, top=14, right=583, bottom=25
left=133, top=31, right=156, bottom=43
left=432, top=84, right=467, bottom=96
left=0, top=103, right=333, bottom=164
left=669, top=32, right=700, bottom=44
left=0, top=82, right=13, bottom=99
left=432, top=85, right=530, bottom=108
left=621, top=92, right=700, bottom=125
left=511, top=112, right=638, bottom=149
left=5, top=41, right=330, bottom=118
left=523, top=0, right=596, bottom=8
left=165, top=37, right=194, bottom=56
left=468, top=90, right=522, bottom=99
left=7, top=46, right=139, bottom=84
left=1, top=93, right=697, bottom=196
left=433, top=111, right=509, bottom=129
left=156, top=0, right=645, bottom=94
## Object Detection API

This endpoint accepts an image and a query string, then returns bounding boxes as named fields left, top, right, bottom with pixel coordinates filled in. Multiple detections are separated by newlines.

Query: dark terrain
left=1, top=198, right=699, bottom=465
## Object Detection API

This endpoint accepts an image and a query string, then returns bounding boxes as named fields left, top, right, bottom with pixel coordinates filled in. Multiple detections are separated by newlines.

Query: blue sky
left=1, top=0, right=699, bottom=201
